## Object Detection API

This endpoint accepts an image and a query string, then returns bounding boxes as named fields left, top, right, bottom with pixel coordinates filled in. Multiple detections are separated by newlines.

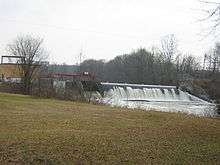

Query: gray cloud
left=0, top=0, right=218, bottom=64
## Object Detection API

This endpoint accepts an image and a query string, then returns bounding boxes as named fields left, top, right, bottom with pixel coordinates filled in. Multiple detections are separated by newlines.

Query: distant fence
left=0, top=82, right=23, bottom=94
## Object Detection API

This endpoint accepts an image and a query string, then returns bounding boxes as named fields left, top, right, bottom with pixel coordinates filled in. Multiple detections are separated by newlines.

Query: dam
left=98, top=82, right=217, bottom=117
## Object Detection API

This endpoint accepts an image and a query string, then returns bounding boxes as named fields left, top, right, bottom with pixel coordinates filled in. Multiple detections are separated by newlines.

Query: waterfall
left=104, top=86, right=193, bottom=102
left=100, top=82, right=217, bottom=117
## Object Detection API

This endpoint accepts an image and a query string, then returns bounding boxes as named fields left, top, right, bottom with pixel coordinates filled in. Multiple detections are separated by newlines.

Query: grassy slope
left=0, top=93, right=219, bottom=164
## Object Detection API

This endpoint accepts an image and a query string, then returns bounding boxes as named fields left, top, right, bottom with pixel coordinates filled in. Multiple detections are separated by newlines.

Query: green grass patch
left=0, top=92, right=219, bottom=164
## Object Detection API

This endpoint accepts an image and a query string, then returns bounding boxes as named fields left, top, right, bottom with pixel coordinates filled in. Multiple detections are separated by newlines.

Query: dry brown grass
left=0, top=92, right=219, bottom=164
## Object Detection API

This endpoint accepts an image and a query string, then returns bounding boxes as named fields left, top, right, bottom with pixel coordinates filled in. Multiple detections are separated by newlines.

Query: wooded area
left=80, top=46, right=220, bottom=85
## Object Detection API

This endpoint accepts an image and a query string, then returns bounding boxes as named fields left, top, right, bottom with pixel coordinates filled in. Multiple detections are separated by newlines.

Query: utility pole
left=79, top=49, right=83, bottom=72
left=75, top=47, right=86, bottom=73
left=203, top=54, right=207, bottom=71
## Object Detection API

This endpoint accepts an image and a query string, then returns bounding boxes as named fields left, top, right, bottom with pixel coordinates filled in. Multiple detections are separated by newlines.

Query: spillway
left=99, top=83, right=217, bottom=117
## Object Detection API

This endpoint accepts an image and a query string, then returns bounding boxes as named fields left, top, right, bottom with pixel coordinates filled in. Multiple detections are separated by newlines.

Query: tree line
left=80, top=49, right=201, bottom=85
left=80, top=35, right=220, bottom=85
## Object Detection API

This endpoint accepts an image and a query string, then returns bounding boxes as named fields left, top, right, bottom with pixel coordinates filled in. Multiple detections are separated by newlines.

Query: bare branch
left=199, top=0, right=220, bottom=5
left=7, top=35, right=48, bottom=94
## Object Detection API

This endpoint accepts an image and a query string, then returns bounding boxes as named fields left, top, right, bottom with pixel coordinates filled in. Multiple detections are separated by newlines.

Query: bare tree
left=213, top=42, right=220, bottom=72
left=204, top=42, right=220, bottom=75
left=7, top=35, right=48, bottom=94
left=199, top=0, right=220, bottom=34
left=160, top=34, right=178, bottom=84
left=160, top=34, right=178, bottom=62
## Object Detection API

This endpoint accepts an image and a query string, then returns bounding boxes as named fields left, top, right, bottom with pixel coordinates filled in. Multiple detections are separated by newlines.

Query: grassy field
left=0, top=92, right=219, bottom=164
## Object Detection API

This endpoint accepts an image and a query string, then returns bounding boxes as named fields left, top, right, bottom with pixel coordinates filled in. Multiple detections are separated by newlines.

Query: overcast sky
left=0, top=0, right=219, bottom=64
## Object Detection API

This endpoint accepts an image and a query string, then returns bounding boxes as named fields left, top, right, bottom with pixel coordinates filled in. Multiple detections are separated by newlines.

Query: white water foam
left=100, top=84, right=217, bottom=117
